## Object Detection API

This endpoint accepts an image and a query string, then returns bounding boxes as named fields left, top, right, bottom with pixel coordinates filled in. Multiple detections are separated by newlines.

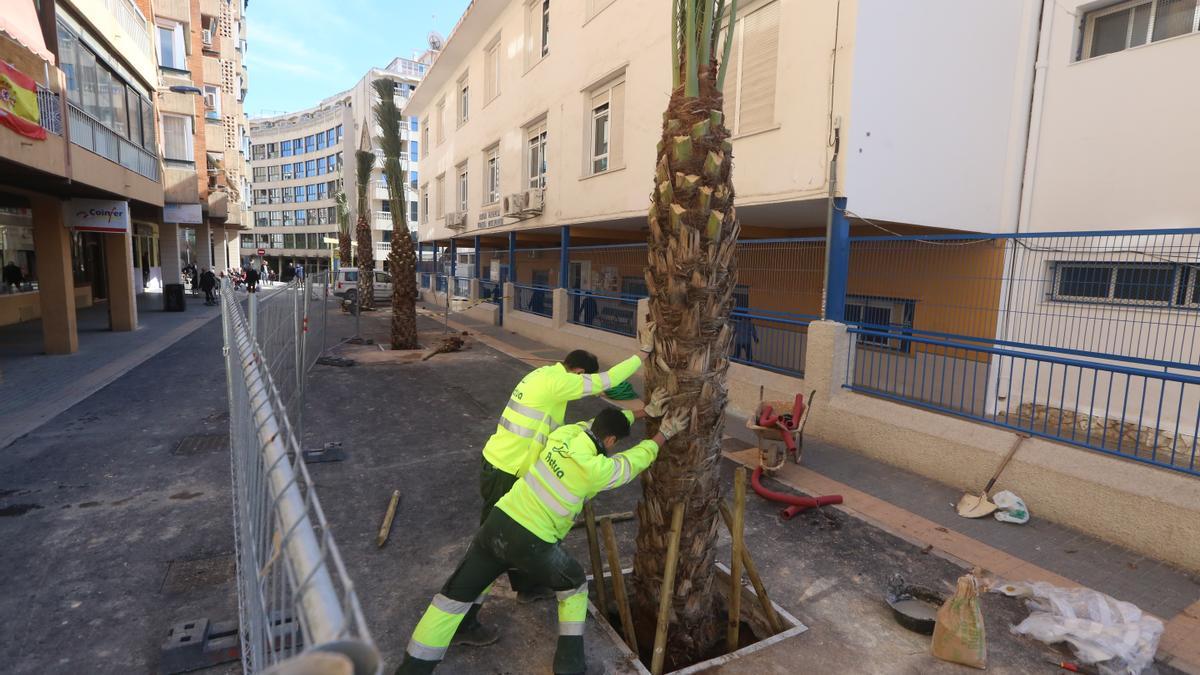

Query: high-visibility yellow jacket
left=481, top=355, right=642, bottom=477
left=497, top=410, right=658, bottom=543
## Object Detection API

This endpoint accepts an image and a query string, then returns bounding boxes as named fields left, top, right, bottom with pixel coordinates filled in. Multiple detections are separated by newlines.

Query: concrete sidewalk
left=421, top=304, right=1200, bottom=673
left=0, top=291, right=223, bottom=449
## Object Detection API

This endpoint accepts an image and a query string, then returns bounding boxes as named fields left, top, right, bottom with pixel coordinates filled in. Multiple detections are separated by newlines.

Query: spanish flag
left=0, top=60, right=46, bottom=141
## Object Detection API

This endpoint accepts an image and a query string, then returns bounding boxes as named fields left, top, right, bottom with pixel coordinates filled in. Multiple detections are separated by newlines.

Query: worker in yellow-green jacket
left=450, top=322, right=657, bottom=645
left=396, top=399, right=688, bottom=675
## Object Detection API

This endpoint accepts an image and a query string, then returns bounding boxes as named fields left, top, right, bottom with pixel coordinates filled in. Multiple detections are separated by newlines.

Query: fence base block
left=303, top=442, right=347, bottom=464
left=160, top=618, right=240, bottom=675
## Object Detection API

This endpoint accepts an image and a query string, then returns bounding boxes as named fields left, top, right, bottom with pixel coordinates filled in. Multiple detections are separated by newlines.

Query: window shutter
left=721, top=19, right=742, bottom=130
left=485, top=44, right=498, bottom=101
left=610, top=81, right=625, bottom=168
left=737, top=1, right=780, bottom=134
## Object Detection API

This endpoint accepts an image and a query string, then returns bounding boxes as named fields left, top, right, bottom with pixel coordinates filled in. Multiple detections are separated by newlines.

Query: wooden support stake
left=583, top=504, right=610, bottom=621
left=601, top=517, right=638, bottom=655
left=720, top=501, right=783, bottom=635
left=375, top=490, right=400, bottom=548
left=651, top=503, right=685, bottom=675
left=727, top=467, right=747, bottom=652
left=571, top=510, right=633, bottom=530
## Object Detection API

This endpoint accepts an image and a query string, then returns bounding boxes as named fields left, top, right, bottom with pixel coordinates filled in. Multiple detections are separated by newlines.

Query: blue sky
left=242, top=0, right=469, bottom=117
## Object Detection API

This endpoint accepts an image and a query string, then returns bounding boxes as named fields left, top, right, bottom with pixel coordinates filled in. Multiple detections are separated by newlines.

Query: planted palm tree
left=354, top=149, right=376, bottom=311
left=372, top=78, right=419, bottom=350
left=335, top=190, right=352, bottom=269
left=631, top=0, right=740, bottom=666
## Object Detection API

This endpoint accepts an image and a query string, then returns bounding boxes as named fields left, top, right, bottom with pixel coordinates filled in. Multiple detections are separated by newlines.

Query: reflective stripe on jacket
left=497, top=410, right=658, bottom=543
left=481, top=355, right=642, bottom=476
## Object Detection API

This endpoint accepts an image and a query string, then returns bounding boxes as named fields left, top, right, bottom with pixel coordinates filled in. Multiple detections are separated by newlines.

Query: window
left=293, top=161, right=305, bottom=178
left=307, top=184, right=318, bottom=201
left=1081, top=0, right=1199, bottom=59
left=202, top=85, right=222, bottom=121
left=410, top=116, right=419, bottom=132
left=282, top=211, right=293, bottom=227
left=267, top=142, right=279, bottom=158
left=337, top=124, right=344, bottom=141
left=435, top=174, right=445, bottom=219
left=585, top=76, right=624, bottom=175
left=410, top=170, right=419, bottom=191
left=525, top=0, right=551, bottom=66
left=458, top=73, right=470, bottom=126
left=722, top=0, right=780, bottom=135
left=157, top=22, right=187, bottom=70
left=436, top=98, right=446, bottom=144
left=281, top=139, right=293, bottom=157
left=410, top=202, right=419, bottom=223
left=526, top=121, right=548, bottom=190
left=253, top=167, right=267, bottom=181
left=305, top=135, right=316, bottom=153
left=1052, top=262, right=1197, bottom=306
left=270, top=211, right=283, bottom=225
left=457, top=164, right=469, bottom=213
left=420, top=184, right=430, bottom=224
left=420, top=117, right=430, bottom=157
left=268, top=165, right=280, bottom=181
left=242, top=234, right=255, bottom=247
left=484, top=37, right=501, bottom=102
left=843, top=295, right=915, bottom=352
left=295, top=209, right=307, bottom=225
left=316, top=131, right=326, bottom=150
left=162, top=114, right=194, bottom=162
left=306, top=159, right=316, bottom=176
left=281, top=163, right=293, bottom=180
left=316, top=159, right=326, bottom=176
left=483, top=145, right=501, bottom=204
left=269, top=188, right=281, bottom=204
left=541, top=0, right=551, bottom=56
left=318, top=182, right=328, bottom=199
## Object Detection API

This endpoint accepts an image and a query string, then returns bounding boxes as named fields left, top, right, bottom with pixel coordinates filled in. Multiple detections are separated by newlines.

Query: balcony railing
left=374, top=211, right=393, bottom=229
left=36, top=84, right=62, bottom=135
left=67, top=102, right=159, bottom=181
left=102, top=0, right=153, bottom=65
left=375, top=242, right=392, bottom=253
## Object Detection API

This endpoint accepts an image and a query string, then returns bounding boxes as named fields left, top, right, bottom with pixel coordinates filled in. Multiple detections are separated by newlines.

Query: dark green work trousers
left=397, top=508, right=587, bottom=675
left=478, top=456, right=537, bottom=593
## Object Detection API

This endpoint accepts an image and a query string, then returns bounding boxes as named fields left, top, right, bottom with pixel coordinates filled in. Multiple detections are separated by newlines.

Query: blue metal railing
left=514, top=284, right=553, bottom=318
left=479, top=280, right=502, bottom=305
left=420, top=273, right=431, bottom=289
left=845, top=327, right=1200, bottom=476
left=729, top=309, right=817, bottom=377
left=435, top=275, right=447, bottom=293
left=452, top=277, right=470, bottom=297
left=567, top=289, right=641, bottom=337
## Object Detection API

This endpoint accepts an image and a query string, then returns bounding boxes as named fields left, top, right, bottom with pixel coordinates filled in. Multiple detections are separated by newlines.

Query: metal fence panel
left=221, top=279, right=378, bottom=673
left=513, top=283, right=553, bottom=317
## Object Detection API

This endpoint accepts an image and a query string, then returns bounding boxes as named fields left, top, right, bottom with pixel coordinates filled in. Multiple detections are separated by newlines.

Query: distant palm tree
left=631, top=0, right=741, bottom=666
left=335, top=190, right=352, bottom=268
left=354, top=149, right=376, bottom=311
left=372, top=78, right=419, bottom=349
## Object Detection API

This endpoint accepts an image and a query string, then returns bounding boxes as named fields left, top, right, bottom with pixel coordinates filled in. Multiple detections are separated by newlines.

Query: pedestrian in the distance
left=199, top=267, right=217, bottom=305
left=294, top=263, right=304, bottom=282
left=245, top=266, right=260, bottom=293
left=3, top=260, right=23, bottom=293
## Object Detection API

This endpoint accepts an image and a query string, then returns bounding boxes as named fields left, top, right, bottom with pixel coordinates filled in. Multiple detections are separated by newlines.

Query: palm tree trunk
left=631, top=5, right=739, bottom=662
left=355, top=214, right=375, bottom=311
left=388, top=232, right=418, bottom=349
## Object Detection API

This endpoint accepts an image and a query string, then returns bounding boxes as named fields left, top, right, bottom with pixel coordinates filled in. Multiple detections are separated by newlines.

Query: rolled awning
left=0, top=0, right=55, bottom=65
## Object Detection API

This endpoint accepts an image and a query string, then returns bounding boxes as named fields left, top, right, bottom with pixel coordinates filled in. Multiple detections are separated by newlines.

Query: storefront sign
left=477, top=209, right=502, bottom=229
left=66, top=199, right=130, bottom=233
left=164, top=203, right=203, bottom=224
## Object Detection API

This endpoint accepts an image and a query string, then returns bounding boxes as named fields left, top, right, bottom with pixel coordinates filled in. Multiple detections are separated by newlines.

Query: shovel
left=956, top=433, right=1028, bottom=518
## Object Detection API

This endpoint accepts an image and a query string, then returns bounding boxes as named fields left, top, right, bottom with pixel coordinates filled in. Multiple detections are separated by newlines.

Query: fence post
left=449, top=238, right=457, bottom=279
left=559, top=225, right=569, bottom=288
left=508, top=231, right=517, bottom=283
left=249, top=290, right=259, bottom=341
left=824, top=196, right=849, bottom=322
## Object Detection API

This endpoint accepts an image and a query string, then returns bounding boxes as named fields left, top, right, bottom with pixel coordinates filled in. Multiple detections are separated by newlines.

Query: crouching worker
left=397, top=399, right=687, bottom=675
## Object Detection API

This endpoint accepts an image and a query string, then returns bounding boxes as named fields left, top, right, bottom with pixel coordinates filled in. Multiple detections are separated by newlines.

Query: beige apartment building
left=0, top=0, right=163, bottom=352
left=245, top=56, right=428, bottom=277
left=151, top=0, right=251, bottom=282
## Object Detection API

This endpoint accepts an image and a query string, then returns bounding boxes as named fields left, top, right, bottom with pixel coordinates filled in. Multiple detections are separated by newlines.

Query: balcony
left=66, top=102, right=159, bottom=181
left=101, top=0, right=153, bottom=66
left=375, top=241, right=392, bottom=254
left=374, top=211, right=394, bottom=230
left=36, top=85, right=62, bottom=135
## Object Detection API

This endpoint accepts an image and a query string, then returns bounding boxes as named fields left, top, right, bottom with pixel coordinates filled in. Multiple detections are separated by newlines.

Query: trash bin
left=164, top=283, right=186, bottom=312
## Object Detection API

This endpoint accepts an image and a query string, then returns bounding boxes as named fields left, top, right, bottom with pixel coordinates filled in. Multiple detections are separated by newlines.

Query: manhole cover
left=173, top=435, right=228, bottom=456
left=161, top=554, right=236, bottom=594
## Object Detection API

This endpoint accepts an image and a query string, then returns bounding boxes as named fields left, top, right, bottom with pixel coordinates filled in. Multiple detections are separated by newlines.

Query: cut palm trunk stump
left=420, top=335, right=464, bottom=361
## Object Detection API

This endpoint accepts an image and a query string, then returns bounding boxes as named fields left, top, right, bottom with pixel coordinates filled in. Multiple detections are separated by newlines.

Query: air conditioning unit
left=503, top=192, right=526, bottom=216
left=202, top=29, right=213, bottom=46
left=446, top=211, right=467, bottom=230
left=525, top=188, right=545, bottom=214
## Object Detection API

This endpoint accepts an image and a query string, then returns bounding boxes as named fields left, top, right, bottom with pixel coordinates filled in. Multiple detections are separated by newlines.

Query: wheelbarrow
left=745, top=390, right=816, bottom=472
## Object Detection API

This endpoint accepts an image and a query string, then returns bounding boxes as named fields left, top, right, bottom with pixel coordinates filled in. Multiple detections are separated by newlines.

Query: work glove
left=658, top=408, right=689, bottom=440
left=643, top=388, right=670, bottom=417
left=638, top=321, right=657, bottom=354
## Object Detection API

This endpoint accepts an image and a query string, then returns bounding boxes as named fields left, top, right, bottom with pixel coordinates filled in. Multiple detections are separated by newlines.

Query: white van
left=333, top=267, right=393, bottom=303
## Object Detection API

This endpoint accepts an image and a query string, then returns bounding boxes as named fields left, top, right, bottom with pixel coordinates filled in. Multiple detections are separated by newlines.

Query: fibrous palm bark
left=371, top=79, right=419, bottom=349
left=336, top=191, right=352, bottom=269
left=631, top=0, right=740, bottom=666
left=354, top=149, right=376, bottom=311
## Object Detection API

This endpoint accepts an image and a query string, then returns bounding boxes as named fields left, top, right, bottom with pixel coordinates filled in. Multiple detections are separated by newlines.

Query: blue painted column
left=824, top=196, right=850, bottom=321
left=558, top=225, right=569, bottom=288
left=473, top=235, right=482, bottom=279
left=508, top=231, right=517, bottom=283
left=449, top=238, right=457, bottom=278
left=417, top=241, right=424, bottom=272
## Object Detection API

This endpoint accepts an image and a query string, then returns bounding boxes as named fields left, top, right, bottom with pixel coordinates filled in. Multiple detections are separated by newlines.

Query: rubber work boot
left=553, top=635, right=586, bottom=675
left=517, top=587, right=557, bottom=604
left=450, top=619, right=499, bottom=647
left=393, top=656, right=438, bottom=675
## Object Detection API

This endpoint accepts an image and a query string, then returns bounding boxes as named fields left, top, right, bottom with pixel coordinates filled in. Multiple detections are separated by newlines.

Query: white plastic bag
left=992, top=490, right=1029, bottom=524
left=995, top=581, right=1163, bottom=675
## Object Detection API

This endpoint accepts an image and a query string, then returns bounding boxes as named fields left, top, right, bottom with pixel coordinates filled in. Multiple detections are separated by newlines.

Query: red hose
left=751, top=466, right=842, bottom=520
